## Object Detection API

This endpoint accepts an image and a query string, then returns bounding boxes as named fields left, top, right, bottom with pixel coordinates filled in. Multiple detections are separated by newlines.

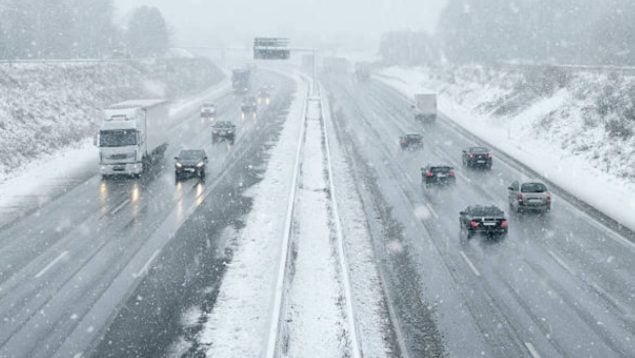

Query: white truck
left=98, top=99, right=169, bottom=177
left=413, top=93, right=437, bottom=123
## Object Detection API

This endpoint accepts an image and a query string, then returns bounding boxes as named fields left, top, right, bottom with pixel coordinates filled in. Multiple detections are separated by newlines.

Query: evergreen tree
left=126, top=6, right=170, bottom=57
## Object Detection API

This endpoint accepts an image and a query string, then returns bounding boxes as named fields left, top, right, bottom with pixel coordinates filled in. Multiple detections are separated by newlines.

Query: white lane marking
left=35, top=251, right=68, bottom=278
left=132, top=249, right=160, bottom=279
left=459, top=251, right=481, bottom=277
left=547, top=250, right=575, bottom=275
left=524, top=341, right=542, bottom=358
left=109, top=198, right=131, bottom=216
left=425, top=202, right=439, bottom=219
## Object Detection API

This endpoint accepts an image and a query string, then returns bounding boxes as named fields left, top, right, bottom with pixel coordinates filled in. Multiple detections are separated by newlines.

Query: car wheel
left=200, top=169, right=206, bottom=178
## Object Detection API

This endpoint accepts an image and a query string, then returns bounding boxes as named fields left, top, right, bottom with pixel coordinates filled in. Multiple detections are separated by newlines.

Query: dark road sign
left=254, top=37, right=290, bottom=60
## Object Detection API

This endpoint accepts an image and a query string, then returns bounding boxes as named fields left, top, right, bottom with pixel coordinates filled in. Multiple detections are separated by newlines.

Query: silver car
left=507, top=181, right=551, bottom=213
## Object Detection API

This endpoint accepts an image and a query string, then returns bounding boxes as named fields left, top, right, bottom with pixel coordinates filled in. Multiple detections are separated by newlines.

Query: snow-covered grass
left=378, top=65, right=635, bottom=231
left=0, top=58, right=223, bottom=181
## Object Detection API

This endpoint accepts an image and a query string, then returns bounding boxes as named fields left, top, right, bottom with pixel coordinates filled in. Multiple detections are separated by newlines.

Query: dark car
left=422, top=165, right=456, bottom=187
left=459, top=205, right=508, bottom=239
left=257, top=88, right=271, bottom=105
left=462, top=146, right=493, bottom=169
left=508, top=180, right=551, bottom=213
left=200, top=103, right=216, bottom=120
left=400, top=133, right=423, bottom=150
left=212, top=121, right=236, bottom=144
left=175, top=149, right=207, bottom=180
left=241, top=96, right=258, bottom=114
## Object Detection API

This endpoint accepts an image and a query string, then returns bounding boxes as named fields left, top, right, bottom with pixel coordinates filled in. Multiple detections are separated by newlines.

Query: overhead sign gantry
left=253, top=37, right=291, bottom=60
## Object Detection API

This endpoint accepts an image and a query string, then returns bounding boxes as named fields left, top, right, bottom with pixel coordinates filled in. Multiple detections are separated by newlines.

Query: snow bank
left=378, top=66, right=635, bottom=231
left=0, top=58, right=223, bottom=181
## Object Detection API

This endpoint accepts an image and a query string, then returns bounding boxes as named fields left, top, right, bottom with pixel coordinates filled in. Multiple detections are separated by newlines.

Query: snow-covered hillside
left=381, top=65, right=634, bottom=181
left=0, top=59, right=223, bottom=180
left=378, top=65, right=635, bottom=230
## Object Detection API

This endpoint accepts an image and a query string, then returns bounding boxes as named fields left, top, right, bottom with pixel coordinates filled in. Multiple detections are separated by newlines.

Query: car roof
left=468, top=146, right=489, bottom=152
left=426, top=165, right=453, bottom=169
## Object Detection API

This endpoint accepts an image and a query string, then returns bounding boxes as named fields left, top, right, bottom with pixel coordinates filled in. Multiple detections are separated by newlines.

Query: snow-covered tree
left=125, top=6, right=170, bottom=58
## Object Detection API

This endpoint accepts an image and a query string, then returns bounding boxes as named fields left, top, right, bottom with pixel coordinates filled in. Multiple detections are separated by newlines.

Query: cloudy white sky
left=115, top=0, right=447, bottom=48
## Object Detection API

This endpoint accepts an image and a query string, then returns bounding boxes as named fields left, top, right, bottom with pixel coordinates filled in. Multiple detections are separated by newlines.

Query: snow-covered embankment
left=378, top=66, right=635, bottom=232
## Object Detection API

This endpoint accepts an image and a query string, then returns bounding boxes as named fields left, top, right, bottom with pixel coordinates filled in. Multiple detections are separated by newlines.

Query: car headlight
left=196, top=162, right=204, bottom=167
left=175, top=162, right=182, bottom=168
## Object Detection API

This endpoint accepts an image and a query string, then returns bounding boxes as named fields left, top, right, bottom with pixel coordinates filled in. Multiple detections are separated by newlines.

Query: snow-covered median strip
left=378, top=67, right=635, bottom=233
left=281, top=97, right=352, bottom=357
left=199, top=75, right=391, bottom=357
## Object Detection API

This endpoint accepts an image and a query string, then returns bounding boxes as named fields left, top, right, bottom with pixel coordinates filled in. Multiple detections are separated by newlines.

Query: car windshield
left=178, top=150, right=203, bottom=160
left=470, top=147, right=489, bottom=153
left=521, top=183, right=547, bottom=193
left=99, top=129, right=137, bottom=147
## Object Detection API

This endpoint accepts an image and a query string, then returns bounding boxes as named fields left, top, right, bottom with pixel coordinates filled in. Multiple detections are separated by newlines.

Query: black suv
left=400, top=134, right=423, bottom=150
left=459, top=205, right=508, bottom=239
left=422, top=165, right=456, bottom=187
left=175, top=149, right=207, bottom=180
left=212, top=121, right=236, bottom=144
left=462, top=147, right=493, bottom=169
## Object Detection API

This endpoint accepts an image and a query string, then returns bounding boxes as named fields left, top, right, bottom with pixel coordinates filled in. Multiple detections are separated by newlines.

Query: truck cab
left=98, top=100, right=169, bottom=177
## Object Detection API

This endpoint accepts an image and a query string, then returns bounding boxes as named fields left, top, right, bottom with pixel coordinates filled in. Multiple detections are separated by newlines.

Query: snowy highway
left=0, top=68, right=633, bottom=358
left=324, top=75, right=635, bottom=357
left=0, top=71, right=295, bottom=357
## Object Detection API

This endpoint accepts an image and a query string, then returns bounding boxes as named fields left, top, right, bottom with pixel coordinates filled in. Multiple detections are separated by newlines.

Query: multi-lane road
left=0, top=67, right=633, bottom=358
left=324, top=75, right=635, bottom=357
left=0, top=71, right=295, bottom=357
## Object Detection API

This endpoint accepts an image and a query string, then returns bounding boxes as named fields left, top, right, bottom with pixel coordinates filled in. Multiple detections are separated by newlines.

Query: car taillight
left=426, top=171, right=434, bottom=177
left=470, top=220, right=479, bottom=228
left=449, top=170, right=455, bottom=177
left=516, top=193, right=523, bottom=201
left=469, top=154, right=474, bottom=158
left=501, top=220, right=508, bottom=228
left=486, top=153, right=492, bottom=158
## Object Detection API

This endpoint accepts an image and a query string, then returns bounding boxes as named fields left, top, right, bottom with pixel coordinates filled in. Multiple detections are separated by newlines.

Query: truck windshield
left=99, top=129, right=137, bottom=147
